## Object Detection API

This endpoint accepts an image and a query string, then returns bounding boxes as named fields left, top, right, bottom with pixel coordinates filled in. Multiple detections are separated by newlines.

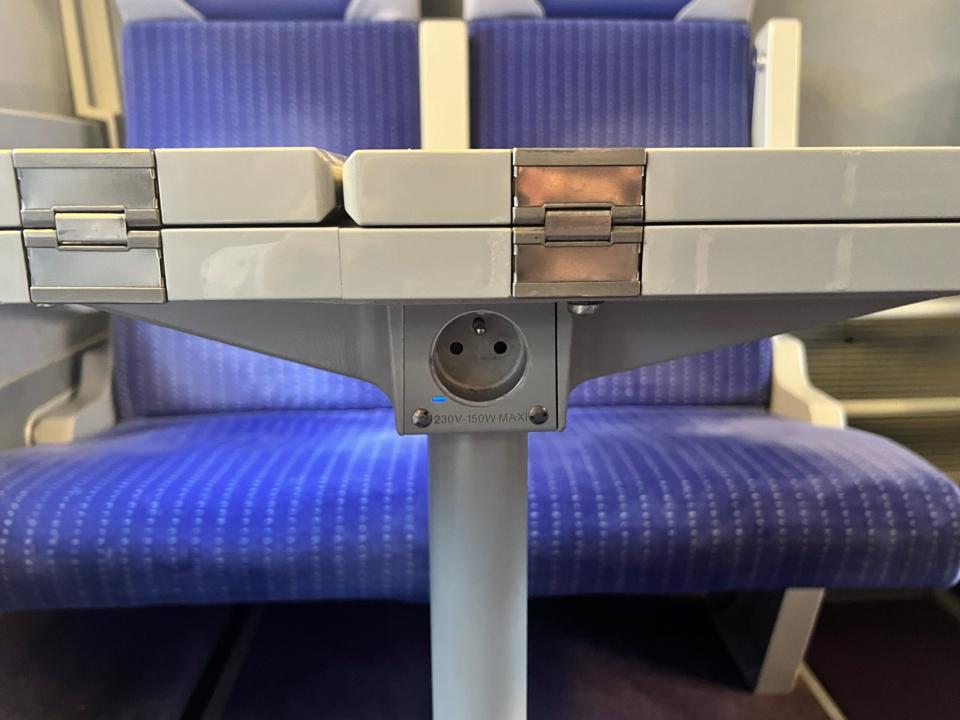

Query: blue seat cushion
left=0, top=408, right=956, bottom=610
left=470, top=19, right=753, bottom=149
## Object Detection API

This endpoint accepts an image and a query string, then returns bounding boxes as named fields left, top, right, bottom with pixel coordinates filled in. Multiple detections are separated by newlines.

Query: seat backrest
left=123, top=17, right=420, bottom=155
left=118, top=3, right=769, bottom=416
left=186, top=0, right=376, bottom=19
left=117, top=6, right=417, bottom=418
left=112, top=319, right=392, bottom=417
left=568, top=341, right=771, bottom=407
left=534, top=0, right=691, bottom=19
left=469, top=4, right=769, bottom=407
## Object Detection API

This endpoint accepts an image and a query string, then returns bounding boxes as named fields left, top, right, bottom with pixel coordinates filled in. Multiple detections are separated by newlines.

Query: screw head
left=567, top=302, right=602, bottom=316
left=529, top=405, right=549, bottom=426
left=412, top=408, right=433, bottom=429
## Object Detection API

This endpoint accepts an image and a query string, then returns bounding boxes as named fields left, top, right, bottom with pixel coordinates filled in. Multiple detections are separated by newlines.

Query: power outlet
left=431, top=311, right=527, bottom=403
left=401, top=304, right=558, bottom=435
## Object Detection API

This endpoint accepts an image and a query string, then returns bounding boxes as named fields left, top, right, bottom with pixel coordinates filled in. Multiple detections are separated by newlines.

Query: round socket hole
left=431, top=312, right=528, bottom=404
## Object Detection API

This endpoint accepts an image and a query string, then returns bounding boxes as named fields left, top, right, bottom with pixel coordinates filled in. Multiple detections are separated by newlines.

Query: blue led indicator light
left=432, top=396, right=448, bottom=404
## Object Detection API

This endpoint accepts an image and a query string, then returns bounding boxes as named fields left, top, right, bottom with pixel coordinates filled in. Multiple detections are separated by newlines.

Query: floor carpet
left=222, top=596, right=828, bottom=720
left=808, top=596, right=960, bottom=720
left=0, top=605, right=232, bottom=719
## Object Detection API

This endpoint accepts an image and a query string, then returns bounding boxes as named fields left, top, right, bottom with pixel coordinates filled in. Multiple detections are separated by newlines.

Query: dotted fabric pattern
left=118, top=19, right=419, bottom=417
left=569, top=341, right=771, bottom=407
left=123, top=20, right=421, bottom=155
left=470, top=19, right=753, bottom=149
left=112, top=318, right=392, bottom=417
left=0, top=408, right=957, bottom=610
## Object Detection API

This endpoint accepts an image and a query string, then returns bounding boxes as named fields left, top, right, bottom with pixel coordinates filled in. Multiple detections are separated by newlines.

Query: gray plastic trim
left=0, top=153, right=22, bottom=229
left=156, top=148, right=341, bottom=226
left=27, top=245, right=164, bottom=304
left=0, top=232, right=29, bottom=303
left=344, top=150, right=512, bottom=226
left=0, top=109, right=105, bottom=151
left=645, top=148, right=960, bottom=223
left=163, top=227, right=341, bottom=301
left=642, top=223, right=960, bottom=295
left=13, top=149, right=153, bottom=169
left=31, top=287, right=166, bottom=303
left=340, top=228, right=512, bottom=300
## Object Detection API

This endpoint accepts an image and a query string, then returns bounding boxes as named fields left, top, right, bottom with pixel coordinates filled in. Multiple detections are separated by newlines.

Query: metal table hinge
left=14, top=151, right=165, bottom=304
left=512, top=148, right=645, bottom=298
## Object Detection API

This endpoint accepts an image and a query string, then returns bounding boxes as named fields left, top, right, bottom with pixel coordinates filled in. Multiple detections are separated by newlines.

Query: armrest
left=0, top=305, right=109, bottom=450
left=27, top=341, right=115, bottom=445
left=769, top=334, right=846, bottom=428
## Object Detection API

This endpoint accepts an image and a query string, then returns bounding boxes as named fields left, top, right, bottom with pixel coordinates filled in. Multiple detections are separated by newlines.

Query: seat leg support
left=712, top=587, right=824, bottom=695
left=428, top=432, right=528, bottom=720
left=755, top=588, right=824, bottom=694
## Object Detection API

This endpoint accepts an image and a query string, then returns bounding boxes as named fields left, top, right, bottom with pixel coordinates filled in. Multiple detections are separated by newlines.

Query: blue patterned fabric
left=0, top=408, right=957, bottom=610
left=123, top=20, right=420, bottom=154
left=112, top=318, right=391, bottom=418
left=187, top=0, right=350, bottom=19
left=539, top=0, right=690, bottom=19
left=570, top=341, right=771, bottom=407
left=120, top=18, right=420, bottom=416
left=470, top=19, right=752, bottom=148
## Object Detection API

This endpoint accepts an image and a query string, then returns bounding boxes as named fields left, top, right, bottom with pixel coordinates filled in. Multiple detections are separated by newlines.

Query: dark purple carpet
left=0, top=605, right=231, bottom=720
left=808, top=596, right=960, bottom=720
left=222, top=597, right=827, bottom=720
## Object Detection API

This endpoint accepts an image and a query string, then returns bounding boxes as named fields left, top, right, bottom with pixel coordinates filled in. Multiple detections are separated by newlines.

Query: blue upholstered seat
left=0, top=9, right=958, bottom=612
left=0, top=407, right=957, bottom=610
